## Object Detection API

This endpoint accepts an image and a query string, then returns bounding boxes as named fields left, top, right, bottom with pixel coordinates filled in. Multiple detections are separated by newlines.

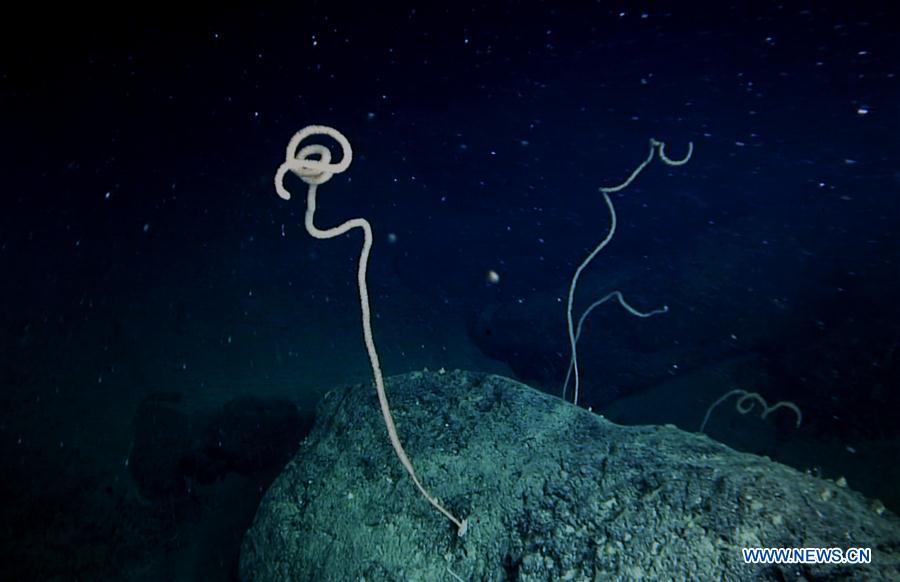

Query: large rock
left=240, top=370, right=900, bottom=580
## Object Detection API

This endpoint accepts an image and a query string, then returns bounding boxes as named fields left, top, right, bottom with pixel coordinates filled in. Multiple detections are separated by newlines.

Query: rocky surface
left=241, top=370, right=900, bottom=580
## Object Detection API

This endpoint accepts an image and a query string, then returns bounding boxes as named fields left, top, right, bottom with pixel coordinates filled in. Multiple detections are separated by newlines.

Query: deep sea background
left=1, top=2, right=898, bottom=579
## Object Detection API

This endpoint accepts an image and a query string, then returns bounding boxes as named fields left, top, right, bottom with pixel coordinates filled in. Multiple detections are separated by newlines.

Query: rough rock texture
left=240, top=370, right=900, bottom=581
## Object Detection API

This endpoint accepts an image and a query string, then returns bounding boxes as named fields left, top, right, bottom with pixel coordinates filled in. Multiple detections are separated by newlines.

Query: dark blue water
left=1, top=3, right=897, bottom=579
